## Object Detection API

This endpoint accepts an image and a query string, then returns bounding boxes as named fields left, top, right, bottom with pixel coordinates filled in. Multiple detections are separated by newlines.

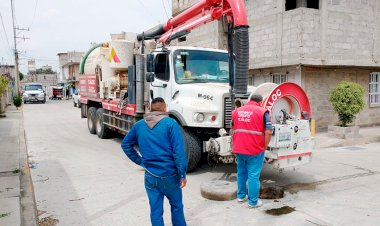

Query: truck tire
left=95, top=108, right=110, bottom=139
left=182, top=129, right=201, bottom=172
left=81, top=104, right=86, bottom=118
left=87, top=107, right=97, bottom=134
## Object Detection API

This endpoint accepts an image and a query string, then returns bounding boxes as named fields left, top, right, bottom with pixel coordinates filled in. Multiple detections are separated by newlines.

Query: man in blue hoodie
left=121, top=97, right=187, bottom=226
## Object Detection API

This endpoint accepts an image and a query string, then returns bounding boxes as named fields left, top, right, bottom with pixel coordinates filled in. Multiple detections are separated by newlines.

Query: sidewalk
left=315, top=125, right=380, bottom=148
left=0, top=106, right=37, bottom=226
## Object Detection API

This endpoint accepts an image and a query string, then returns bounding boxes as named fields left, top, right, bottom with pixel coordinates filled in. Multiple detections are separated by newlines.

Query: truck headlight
left=194, top=113, right=205, bottom=122
left=23, top=93, right=28, bottom=97
left=38, top=93, right=45, bottom=97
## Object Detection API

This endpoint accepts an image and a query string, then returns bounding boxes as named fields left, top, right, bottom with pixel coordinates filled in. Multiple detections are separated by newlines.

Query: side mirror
left=146, top=72, right=155, bottom=82
left=147, top=53, right=154, bottom=73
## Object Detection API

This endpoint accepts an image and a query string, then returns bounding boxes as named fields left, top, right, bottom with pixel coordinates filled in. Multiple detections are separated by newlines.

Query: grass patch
left=12, top=168, right=20, bottom=174
left=0, top=212, right=11, bottom=218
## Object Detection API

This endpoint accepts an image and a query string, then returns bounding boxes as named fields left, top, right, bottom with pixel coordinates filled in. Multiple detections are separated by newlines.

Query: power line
left=166, top=0, right=172, bottom=17
left=161, top=0, right=169, bottom=19
left=30, top=0, right=38, bottom=27
left=136, top=0, right=160, bottom=24
left=0, top=10, right=12, bottom=51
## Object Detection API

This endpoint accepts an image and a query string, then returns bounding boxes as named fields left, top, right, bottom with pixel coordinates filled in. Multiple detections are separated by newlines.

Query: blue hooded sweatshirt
left=121, top=111, right=187, bottom=179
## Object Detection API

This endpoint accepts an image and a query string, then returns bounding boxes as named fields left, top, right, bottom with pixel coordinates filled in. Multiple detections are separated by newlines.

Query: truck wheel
left=182, top=129, right=202, bottom=172
left=95, top=108, right=110, bottom=139
left=81, top=104, right=86, bottom=118
left=87, top=107, right=97, bottom=134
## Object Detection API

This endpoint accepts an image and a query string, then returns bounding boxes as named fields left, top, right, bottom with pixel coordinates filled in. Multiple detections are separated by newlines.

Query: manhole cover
left=200, top=180, right=237, bottom=201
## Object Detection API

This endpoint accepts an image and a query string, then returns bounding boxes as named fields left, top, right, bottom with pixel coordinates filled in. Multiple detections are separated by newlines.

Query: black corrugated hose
left=234, top=26, right=249, bottom=94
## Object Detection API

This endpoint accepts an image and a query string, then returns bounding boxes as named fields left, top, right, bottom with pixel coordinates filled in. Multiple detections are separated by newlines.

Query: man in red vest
left=232, top=94, right=273, bottom=208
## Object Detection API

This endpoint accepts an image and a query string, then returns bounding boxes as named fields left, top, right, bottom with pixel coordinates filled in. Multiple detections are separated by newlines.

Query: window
left=272, top=74, right=287, bottom=84
left=173, top=49, right=229, bottom=84
left=248, top=76, right=254, bottom=86
left=286, top=0, right=319, bottom=11
left=369, top=73, right=379, bottom=105
left=154, top=53, right=170, bottom=81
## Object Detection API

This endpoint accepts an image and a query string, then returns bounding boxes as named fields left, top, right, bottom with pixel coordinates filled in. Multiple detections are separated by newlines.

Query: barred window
left=369, top=73, right=379, bottom=105
left=272, top=74, right=287, bottom=84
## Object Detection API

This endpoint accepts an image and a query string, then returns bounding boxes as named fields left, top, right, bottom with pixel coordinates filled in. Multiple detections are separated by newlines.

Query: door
left=150, top=53, right=172, bottom=103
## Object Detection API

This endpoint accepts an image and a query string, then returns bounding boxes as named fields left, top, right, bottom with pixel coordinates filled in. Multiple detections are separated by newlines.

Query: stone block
left=328, top=125, right=360, bottom=139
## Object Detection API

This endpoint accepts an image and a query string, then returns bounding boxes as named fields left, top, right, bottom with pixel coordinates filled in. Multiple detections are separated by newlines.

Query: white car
left=22, top=83, right=46, bottom=104
left=73, top=90, right=81, bottom=108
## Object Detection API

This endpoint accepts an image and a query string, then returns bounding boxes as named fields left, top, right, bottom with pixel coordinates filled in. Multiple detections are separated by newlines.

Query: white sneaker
left=248, top=199, right=263, bottom=208
left=237, top=196, right=248, bottom=203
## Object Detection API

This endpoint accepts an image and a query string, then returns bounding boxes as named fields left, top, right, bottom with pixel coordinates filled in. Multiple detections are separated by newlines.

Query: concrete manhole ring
left=200, top=180, right=237, bottom=201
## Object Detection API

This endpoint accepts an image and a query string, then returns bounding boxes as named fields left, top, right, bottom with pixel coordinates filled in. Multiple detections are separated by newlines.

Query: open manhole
left=265, top=206, right=295, bottom=216
left=259, top=186, right=284, bottom=199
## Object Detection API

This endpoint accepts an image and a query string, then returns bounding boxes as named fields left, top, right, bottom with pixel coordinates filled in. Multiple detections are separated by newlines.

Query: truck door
left=151, top=53, right=172, bottom=102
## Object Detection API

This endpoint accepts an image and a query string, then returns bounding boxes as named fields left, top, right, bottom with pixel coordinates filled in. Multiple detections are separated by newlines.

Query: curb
left=18, top=109, right=38, bottom=226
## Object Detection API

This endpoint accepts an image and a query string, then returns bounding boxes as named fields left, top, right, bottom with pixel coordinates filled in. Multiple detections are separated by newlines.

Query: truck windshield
left=25, top=85, right=43, bottom=91
left=173, top=49, right=229, bottom=84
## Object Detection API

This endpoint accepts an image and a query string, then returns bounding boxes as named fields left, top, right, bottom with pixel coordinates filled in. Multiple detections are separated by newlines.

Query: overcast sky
left=0, top=0, right=171, bottom=74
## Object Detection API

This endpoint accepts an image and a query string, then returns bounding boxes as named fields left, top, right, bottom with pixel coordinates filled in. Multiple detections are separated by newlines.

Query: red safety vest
left=232, top=101, right=268, bottom=155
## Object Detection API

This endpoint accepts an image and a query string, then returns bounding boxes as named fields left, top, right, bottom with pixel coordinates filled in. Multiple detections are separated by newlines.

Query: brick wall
left=252, top=66, right=380, bottom=131
left=302, top=67, right=380, bottom=131
left=172, top=0, right=380, bottom=69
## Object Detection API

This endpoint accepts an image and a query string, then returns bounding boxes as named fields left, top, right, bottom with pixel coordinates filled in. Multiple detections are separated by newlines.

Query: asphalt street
left=23, top=99, right=380, bottom=226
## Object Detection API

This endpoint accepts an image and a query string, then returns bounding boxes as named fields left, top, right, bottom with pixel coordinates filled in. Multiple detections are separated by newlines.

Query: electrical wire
left=161, top=0, right=169, bottom=19
left=136, top=0, right=160, bottom=24
left=0, top=10, right=12, bottom=51
left=30, top=0, right=38, bottom=28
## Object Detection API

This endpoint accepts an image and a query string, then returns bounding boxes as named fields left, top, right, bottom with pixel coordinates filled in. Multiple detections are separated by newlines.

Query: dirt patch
left=259, top=186, right=284, bottom=199
left=285, top=183, right=317, bottom=194
left=39, top=216, right=59, bottom=226
left=265, top=206, right=295, bottom=216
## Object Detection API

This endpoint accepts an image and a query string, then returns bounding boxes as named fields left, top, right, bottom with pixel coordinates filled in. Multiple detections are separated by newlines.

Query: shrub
left=0, top=75, right=9, bottom=94
left=13, top=95, right=22, bottom=108
left=329, top=81, right=365, bottom=127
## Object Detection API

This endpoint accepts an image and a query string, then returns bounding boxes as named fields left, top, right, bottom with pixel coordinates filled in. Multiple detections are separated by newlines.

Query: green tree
left=329, top=81, right=365, bottom=127
left=36, top=68, right=55, bottom=74
left=19, top=72, right=24, bottom=81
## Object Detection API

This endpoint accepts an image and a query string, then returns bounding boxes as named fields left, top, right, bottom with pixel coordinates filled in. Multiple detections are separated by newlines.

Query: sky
left=0, top=0, right=171, bottom=74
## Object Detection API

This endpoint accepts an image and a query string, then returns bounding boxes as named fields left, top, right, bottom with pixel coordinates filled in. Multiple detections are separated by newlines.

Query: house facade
left=172, top=0, right=380, bottom=131
left=57, top=51, right=84, bottom=82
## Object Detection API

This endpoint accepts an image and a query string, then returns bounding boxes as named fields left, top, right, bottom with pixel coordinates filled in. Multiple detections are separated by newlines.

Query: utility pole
left=11, top=0, right=29, bottom=95
left=11, top=0, right=19, bottom=94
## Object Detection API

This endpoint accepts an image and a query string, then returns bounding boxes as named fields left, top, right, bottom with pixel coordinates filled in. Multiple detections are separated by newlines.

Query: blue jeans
left=236, top=152, right=265, bottom=206
left=144, top=172, right=186, bottom=226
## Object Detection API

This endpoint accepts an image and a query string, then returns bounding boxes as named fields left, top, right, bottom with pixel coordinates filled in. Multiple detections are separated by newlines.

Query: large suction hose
left=79, top=43, right=104, bottom=74
left=234, top=26, right=249, bottom=94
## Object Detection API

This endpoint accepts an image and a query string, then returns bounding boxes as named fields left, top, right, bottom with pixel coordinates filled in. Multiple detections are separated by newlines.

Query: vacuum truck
left=79, top=0, right=315, bottom=171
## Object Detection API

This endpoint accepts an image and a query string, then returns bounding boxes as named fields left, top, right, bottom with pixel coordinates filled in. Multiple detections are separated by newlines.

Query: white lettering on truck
left=266, top=89, right=282, bottom=111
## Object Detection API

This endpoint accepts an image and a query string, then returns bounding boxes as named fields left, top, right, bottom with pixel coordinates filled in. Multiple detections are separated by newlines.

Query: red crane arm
left=159, top=0, right=248, bottom=44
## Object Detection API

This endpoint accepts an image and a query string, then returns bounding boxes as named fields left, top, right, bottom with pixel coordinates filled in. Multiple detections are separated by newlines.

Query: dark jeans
left=144, top=172, right=186, bottom=226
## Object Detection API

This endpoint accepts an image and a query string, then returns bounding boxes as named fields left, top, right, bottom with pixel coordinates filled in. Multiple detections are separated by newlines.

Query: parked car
left=72, top=90, right=81, bottom=108
left=22, top=83, right=46, bottom=104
